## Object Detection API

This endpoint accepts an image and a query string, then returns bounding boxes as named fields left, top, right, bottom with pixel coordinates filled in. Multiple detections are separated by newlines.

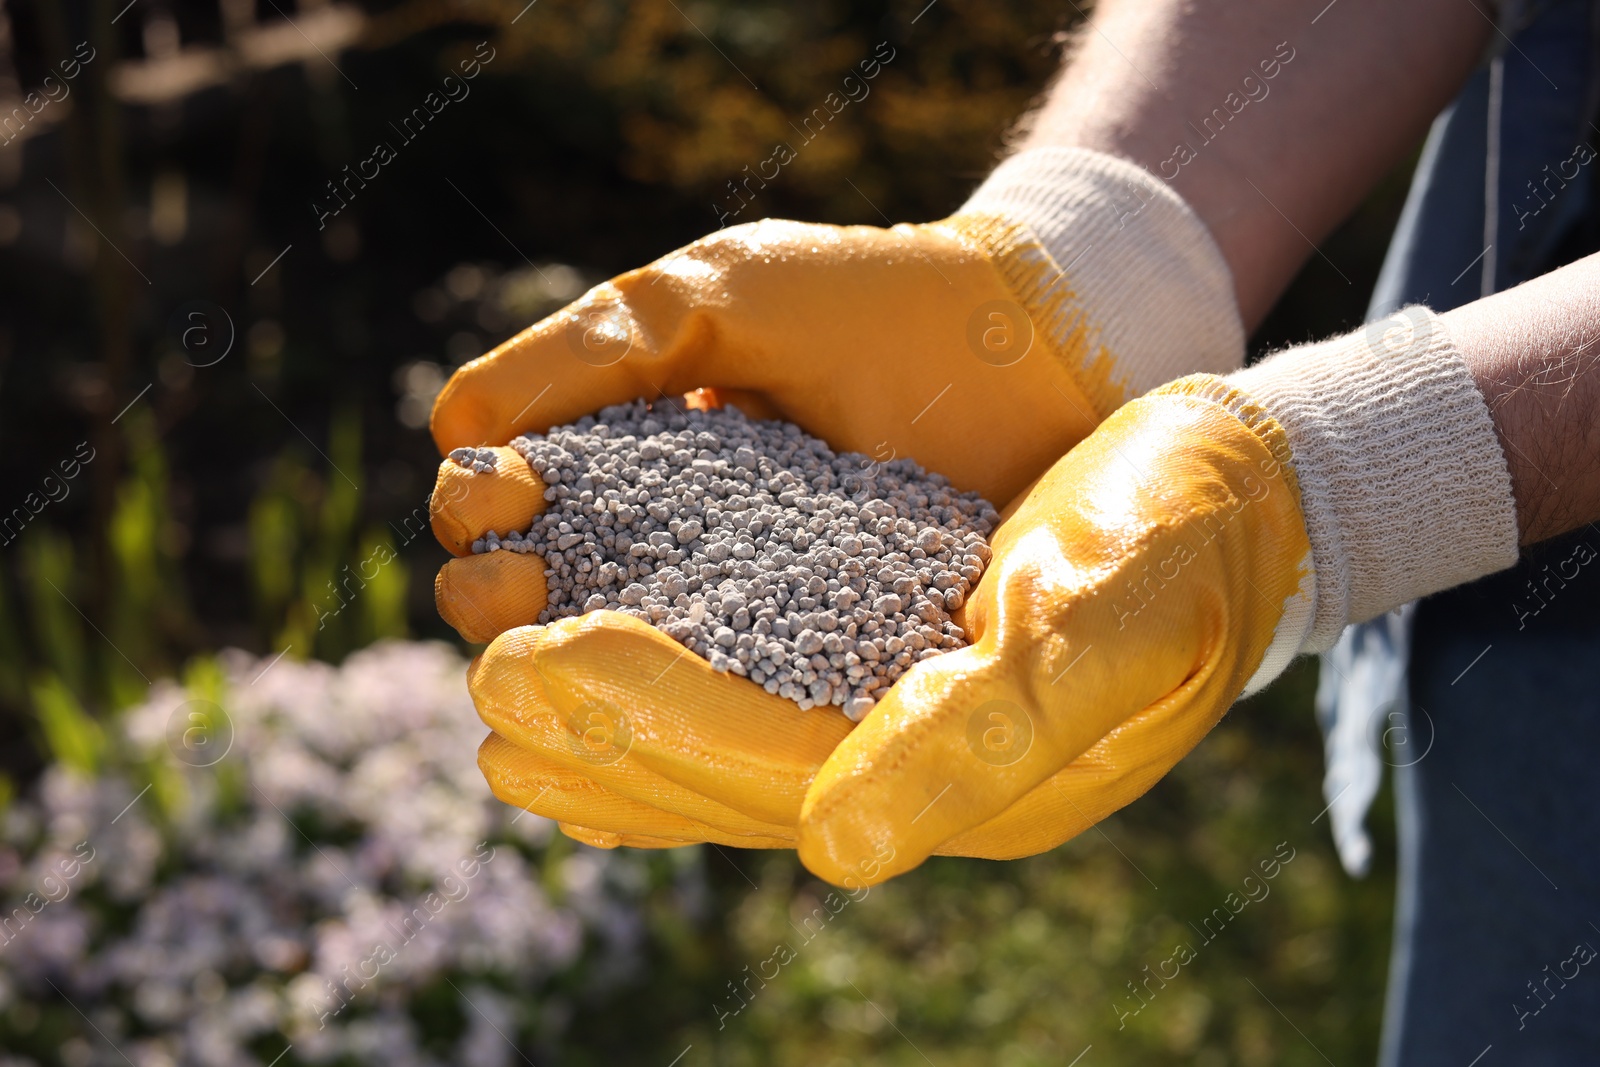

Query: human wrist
left=1442, top=255, right=1600, bottom=546
left=954, top=146, right=1246, bottom=397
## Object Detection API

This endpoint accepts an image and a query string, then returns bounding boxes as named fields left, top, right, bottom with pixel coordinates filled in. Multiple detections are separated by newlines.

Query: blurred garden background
left=0, top=1, right=1417, bottom=1063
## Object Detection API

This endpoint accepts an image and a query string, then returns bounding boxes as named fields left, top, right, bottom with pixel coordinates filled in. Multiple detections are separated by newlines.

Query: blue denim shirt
left=1316, top=0, right=1600, bottom=876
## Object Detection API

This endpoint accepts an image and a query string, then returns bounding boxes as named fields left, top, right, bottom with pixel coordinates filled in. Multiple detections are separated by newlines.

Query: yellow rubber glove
left=796, top=377, right=1313, bottom=884
left=429, top=149, right=1246, bottom=856
left=798, top=305, right=1526, bottom=885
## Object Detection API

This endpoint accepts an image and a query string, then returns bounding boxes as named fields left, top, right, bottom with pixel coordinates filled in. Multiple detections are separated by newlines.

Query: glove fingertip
left=430, top=446, right=547, bottom=556
left=559, top=823, right=624, bottom=849
left=796, top=804, right=923, bottom=888
left=435, top=554, right=548, bottom=644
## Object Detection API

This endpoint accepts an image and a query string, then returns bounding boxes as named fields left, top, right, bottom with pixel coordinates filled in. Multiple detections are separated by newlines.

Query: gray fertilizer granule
left=468, top=400, right=998, bottom=722
left=448, top=446, right=499, bottom=474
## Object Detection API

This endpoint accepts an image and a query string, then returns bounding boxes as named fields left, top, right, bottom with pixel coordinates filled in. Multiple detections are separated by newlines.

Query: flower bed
left=0, top=641, right=667, bottom=1067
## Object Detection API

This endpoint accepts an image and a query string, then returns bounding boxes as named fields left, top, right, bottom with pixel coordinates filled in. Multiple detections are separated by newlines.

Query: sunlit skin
left=1029, top=0, right=1600, bottom=546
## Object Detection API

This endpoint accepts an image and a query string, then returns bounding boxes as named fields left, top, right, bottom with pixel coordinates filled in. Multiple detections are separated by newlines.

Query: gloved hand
left=429, top=148, right=1247, bottom=855
left=798, top=307, right=1522, bottom=884
left=796, top=377, right=1313, bottom=883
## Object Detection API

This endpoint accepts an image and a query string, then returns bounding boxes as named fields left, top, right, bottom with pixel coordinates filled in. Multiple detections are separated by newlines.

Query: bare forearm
left=1445, top=252, right=1600, bottom=545
left=1020, top=0, right=1489, bottom=327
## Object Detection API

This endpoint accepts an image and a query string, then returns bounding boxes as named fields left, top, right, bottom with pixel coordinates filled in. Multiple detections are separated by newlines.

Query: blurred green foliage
left=0, top=405, right=412, bottom=800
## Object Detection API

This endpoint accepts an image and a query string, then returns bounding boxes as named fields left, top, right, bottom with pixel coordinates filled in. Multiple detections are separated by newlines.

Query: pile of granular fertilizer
left=464, top=400, right=998, bottom=721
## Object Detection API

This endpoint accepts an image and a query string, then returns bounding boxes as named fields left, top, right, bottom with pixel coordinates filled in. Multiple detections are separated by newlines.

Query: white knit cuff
left=959, top=147, right=1246, bottom=393
left=1230, top=307, right=1521, bottom=653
